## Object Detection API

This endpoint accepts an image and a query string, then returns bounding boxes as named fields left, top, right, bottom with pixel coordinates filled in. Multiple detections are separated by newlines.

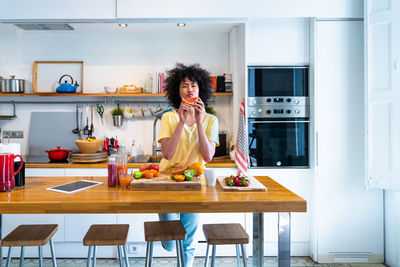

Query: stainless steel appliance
left=248, top=66, right=309, bottom=167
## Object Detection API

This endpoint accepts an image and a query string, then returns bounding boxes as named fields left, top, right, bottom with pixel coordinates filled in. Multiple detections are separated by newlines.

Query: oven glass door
left=248, top=67, right=308, bottom=97
left=248, top=119, right=309, bottom=167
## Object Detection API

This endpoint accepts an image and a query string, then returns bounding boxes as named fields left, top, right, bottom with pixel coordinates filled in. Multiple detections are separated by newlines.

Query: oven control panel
left=248, top=96, right=309, bottom=118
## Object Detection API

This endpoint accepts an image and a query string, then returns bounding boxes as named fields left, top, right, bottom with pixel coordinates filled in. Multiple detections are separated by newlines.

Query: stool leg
left=123, top=245, right=129, bottom=267
left=86, top=246, right=92, bottom=267
left=148, top=242, right=154, bottom=267
left=92, top=246, right=97, bottom=267
left=175, top=241, right=180, bottom=267
left=210, top=245, right=216, bottom=267
left=235, top=244, right=240, bottom=267
left=178, top=240, right=184, bottom=267
left=204, top=244, right=210, bottom=267
left=5, top=247, right=11, bottom=267
left=49, top=239, right=57, bottom=267
left=145, top=242, right=150, bottom=267
left=38, top=246, right=43, bottom=267
left=240, top=244, right=247, bottom=267
left=20, top=246, right=24, bottom=267
left=117, top=245, right=123, bottom=267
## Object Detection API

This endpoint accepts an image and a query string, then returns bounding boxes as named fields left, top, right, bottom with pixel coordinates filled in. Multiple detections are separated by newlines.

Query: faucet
left=152, top=117, right=162, bottom=157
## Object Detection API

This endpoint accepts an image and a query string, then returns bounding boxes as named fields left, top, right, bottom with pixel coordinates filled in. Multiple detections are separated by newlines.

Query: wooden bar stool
left=144, top=220, right=187, bottom=267
left=203, top=223, right=249, bottom=267
left=83, top=224, right=130, bottom=267
left=1, top=224, right=58, bottom=267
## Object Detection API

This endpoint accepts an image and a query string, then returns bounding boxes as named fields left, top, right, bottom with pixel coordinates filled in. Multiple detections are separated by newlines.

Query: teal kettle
left=56, top=74, right=79, bottom=93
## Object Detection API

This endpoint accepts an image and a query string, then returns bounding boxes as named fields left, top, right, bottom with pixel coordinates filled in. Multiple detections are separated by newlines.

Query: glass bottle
left=116, top=144, right=128, bottom=185
left=144, top=73, right=153, bottom=94
left=107, top=156, right=117, bottom=187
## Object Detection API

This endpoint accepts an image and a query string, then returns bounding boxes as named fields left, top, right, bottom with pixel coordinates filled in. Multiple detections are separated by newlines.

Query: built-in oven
left=248, top=66, right=309, bottom=168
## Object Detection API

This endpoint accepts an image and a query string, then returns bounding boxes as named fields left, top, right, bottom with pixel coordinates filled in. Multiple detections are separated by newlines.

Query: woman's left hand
left=193, top=98, right=205, bottom=123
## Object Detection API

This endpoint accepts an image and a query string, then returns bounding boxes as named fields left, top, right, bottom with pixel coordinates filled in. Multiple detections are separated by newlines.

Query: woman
left=157, top=63, right=219, bottom=267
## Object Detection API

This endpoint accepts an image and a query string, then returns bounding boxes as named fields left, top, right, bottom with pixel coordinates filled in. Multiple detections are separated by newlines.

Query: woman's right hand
left=177, top=101, right=190, bottom=123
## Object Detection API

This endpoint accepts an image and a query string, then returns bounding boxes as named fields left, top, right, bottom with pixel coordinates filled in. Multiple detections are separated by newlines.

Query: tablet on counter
left=47, top=180, right=103, bottom=194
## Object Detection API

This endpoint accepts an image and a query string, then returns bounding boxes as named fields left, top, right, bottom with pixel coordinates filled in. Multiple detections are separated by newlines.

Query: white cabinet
left=312, top=19, right=383, bottom=263
left=0, top=0, right=116, bottom=20
left=26, top=168, right=64, bottom=177
left=64, top=168, right=106, bottom=177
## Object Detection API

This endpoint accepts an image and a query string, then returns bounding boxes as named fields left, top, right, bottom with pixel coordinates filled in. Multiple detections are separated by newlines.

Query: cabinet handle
left=316, top=131, right=319, bottom=167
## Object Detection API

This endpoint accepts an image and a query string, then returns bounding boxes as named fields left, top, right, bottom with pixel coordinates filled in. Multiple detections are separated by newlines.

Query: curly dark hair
left=165, top=63, right=213, bottom=110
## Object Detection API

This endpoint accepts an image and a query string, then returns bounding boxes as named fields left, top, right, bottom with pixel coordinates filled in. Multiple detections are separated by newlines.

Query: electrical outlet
left=2, top=131, right=24, bottom=139
left=128, top=244, right=139, bottom=254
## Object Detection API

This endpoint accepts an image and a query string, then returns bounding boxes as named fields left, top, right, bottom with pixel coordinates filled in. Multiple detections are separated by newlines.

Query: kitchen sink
left=128, top=155, right=161, bottom=163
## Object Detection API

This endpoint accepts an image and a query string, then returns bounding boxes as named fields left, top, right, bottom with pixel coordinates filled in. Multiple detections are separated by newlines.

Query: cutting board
left=217, top=176, right=267, bottom=191
left=130, top=175, right=202, bottom=191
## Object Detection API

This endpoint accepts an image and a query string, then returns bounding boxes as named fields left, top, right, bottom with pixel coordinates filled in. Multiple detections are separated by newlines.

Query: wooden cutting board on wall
left=217, top=176, right=267, bottom=192
left=130, top=175, right=202, bottom=191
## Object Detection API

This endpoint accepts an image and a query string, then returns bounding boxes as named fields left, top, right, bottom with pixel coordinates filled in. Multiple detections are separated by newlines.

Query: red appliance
left=0, top=153, right=23, bottom=192
left=45, top=146, right=72, bottom=161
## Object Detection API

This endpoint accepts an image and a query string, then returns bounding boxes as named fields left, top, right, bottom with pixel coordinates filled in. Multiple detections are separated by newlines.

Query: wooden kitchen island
left=0, top=176, right=306, bottom=267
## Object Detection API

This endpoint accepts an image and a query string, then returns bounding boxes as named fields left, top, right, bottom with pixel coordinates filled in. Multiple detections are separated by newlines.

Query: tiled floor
left=0, top=257, right=387, bottom=267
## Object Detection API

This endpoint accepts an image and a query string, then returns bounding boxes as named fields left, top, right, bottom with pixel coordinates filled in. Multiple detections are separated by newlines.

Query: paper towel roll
left=0, top=143, right=21, bottom=162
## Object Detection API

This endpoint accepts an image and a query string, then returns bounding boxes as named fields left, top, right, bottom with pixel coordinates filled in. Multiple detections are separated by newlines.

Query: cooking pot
left=0, top=75, right=26, bottom=93
left=45, top=146, right=72, bottom=161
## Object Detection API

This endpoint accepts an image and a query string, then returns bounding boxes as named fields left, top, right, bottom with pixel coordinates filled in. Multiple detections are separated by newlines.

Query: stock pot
left=0, top=75, right=26, bottom=93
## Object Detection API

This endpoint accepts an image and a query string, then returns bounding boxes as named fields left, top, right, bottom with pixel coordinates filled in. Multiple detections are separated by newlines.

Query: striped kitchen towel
left=235, top=99, right=249, bottom=175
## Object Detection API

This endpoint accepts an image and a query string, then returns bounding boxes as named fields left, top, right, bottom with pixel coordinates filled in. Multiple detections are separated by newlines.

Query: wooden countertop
left=25, top=158, right=236, bottom=168
left=0, top=176, right=306, bottom=214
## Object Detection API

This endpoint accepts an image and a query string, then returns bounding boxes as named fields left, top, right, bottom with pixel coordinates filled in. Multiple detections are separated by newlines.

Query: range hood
left=14, top=23, right=74, bottom=30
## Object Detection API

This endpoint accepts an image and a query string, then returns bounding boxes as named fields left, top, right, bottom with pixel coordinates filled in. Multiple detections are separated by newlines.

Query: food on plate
left=171, top=166, right=188, bottom=175
left=224, top=174, right=250, bottom=187
left=139, top=164, right=159, bottom=173
left=142, top=170, right=154, bottom=179
left=133, top=171, right=142, bottom=179
left=189, top=162, right=204, bottom=175
left=183, top=96, right=199, bottom=105
left=174, top=174, right=186, bottom=182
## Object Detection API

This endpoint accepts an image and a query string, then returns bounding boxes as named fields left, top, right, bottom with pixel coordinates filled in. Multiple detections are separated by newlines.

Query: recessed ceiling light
left=119, top=23, right=128, bottom=27
left=177, top=23, right=186, bottom=27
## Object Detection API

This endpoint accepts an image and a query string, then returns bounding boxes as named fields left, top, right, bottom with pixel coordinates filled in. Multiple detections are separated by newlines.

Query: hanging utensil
left=72, top=105, right=79, bottom=134
left=97, top=104, right=104, bottom=124
left=79, top=105, right=84, bottom=140
left=89, top=105, right=94, bottom=138
left=83, top=105, right=89, bottom=136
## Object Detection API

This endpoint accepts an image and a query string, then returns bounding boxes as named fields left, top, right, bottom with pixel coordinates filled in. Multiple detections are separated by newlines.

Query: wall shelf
left=0, top=92, right=233, bottom=97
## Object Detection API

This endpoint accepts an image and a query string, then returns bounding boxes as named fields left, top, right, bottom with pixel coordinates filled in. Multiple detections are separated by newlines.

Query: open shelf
left=0, top=92, right=233, bottom=97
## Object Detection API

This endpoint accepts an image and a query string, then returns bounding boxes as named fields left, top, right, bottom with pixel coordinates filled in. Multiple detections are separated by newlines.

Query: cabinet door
left=365, top=0, right=400, bottom=189
left=26, top=168, right=64, bottom=177
left=64, top=168, right=106, bottom=177
left=314, top=20, right=383, bottom=263
left=0, top=0, right=116, bottom=20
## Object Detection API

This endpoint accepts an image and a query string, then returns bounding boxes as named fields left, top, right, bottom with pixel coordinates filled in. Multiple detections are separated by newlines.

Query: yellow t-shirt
left=157, top=110, right=219, bottom=172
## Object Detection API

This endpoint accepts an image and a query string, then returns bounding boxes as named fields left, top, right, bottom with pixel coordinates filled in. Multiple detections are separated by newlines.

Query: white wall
left=0, top=28, right=232, bottom=155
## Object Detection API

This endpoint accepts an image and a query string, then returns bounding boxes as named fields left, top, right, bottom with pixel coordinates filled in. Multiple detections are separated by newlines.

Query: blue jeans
left=158, top=213, right=200, bottom=267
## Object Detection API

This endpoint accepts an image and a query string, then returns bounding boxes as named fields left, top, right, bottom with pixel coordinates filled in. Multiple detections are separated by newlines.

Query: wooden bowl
left=74, top=139, right=103, bottom=154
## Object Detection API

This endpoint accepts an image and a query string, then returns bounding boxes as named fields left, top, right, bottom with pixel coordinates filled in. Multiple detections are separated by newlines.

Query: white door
left=365, top=0, right=400, bottom=190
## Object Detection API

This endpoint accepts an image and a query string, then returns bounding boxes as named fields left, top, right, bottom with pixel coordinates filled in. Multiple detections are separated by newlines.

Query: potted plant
left=111, top=106, right=124, bottom=127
